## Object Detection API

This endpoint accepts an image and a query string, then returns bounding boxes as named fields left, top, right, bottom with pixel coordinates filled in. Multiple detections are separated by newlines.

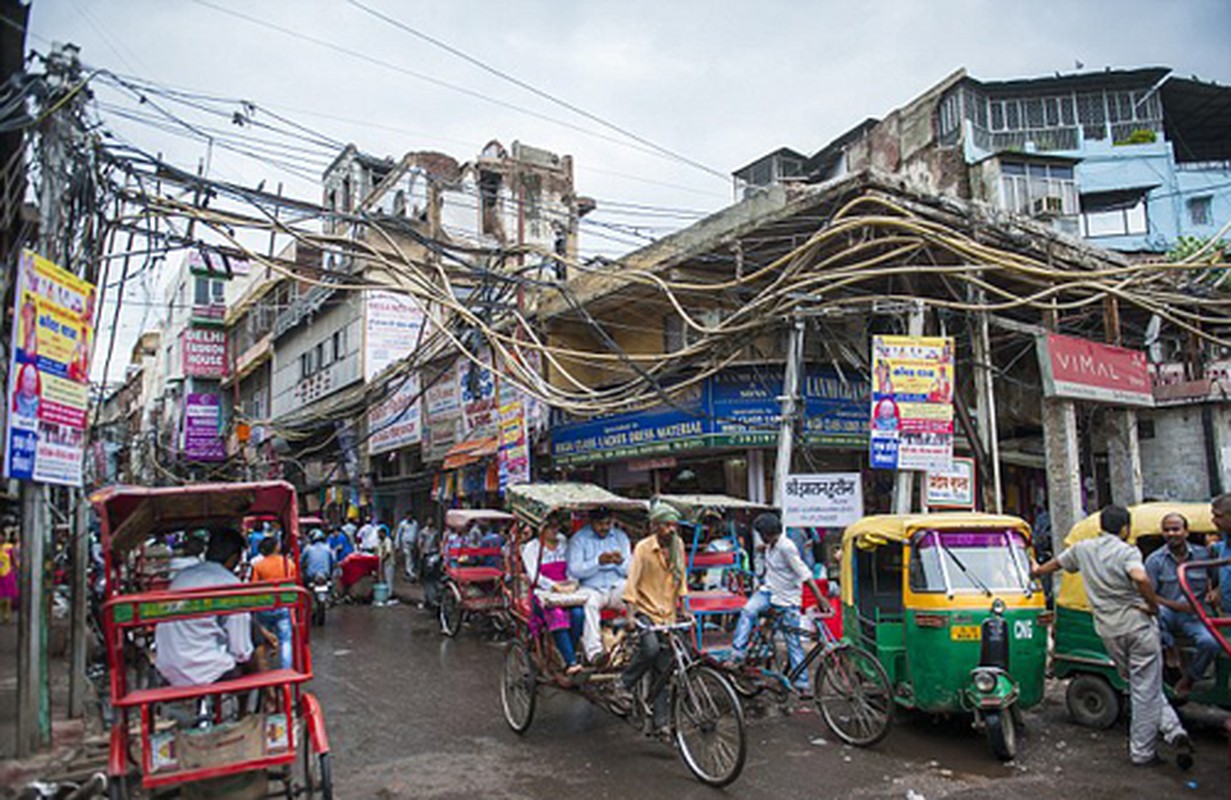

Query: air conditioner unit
left=1032, top=195, right=1065, bottom=216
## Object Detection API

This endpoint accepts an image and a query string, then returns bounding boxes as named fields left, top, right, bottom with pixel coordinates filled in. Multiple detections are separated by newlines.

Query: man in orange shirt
left=250, top=536, right=296, bottom=669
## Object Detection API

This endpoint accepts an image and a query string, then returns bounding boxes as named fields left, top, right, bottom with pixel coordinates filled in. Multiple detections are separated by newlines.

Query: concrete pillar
left=1042, top=398, right=1083, bottom=554
left=746, top=449, right=766, bottom=504
left=1105, top=408, right=1143, bottom=506
left=972, top=311, right=1003, bottom=513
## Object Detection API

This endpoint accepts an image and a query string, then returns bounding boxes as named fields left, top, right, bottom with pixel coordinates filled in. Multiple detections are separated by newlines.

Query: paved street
left=310, top=601, right=1227, bottom=799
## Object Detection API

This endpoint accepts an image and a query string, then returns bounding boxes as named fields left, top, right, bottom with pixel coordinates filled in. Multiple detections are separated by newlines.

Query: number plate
left=950, top=625, right=982, bottom=641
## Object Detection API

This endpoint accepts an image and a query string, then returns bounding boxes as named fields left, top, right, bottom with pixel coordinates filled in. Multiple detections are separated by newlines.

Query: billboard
left=182, top=327, right=228, bottom=378
left=4, top=250, right=96, bottom=486
left=1037, top=333, right=1153, bottom=407
left=368, top=373, right=422, bottom=455
left=364, top=290, right=426, bottom=381
left=183, top=393, right=226, bottom=462
left=869, top=335, right=954, bottom=472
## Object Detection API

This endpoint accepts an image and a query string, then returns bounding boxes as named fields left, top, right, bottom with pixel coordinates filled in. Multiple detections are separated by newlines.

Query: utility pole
left=773, top=316, right=805, bottom=510
left=892, top=302, right=925, bottom=514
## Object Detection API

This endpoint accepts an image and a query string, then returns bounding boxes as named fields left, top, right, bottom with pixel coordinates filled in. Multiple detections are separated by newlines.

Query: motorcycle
left=310, top=574, right=333, bottom=626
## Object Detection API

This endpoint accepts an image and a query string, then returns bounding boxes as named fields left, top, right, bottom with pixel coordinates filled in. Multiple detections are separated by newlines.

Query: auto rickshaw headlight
left=991, top=598, right=1006, bottom=616
left=973, top=669, right=997, bottom=693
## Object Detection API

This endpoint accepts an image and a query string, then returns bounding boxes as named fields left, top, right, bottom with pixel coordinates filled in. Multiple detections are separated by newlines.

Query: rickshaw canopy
left=445, top=508, right=516, bottom=530
left=654, top=494, right=769, bottom=523
left=90, top=481, right=300, bottom=557
left=506, top=482, right=647, bottom=527
left=1057, top=501, right=1215, bottom=612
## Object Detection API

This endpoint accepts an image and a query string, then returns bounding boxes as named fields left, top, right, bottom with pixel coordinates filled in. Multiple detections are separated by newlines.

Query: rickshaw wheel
left=302, top=744, right=334, bottom=800
left=107, top=775, right=129, bottom=800
left=672, top=666, right=746, bottom=787
left=986, top=709, right=1017, bottom=761
left=1065, top=674, right=1120, bottom=729
left=501, top=640, right=537, bottom=733
left=439, top=584, right=464, bottom=637
left=813, top=644, right=893, bottom=747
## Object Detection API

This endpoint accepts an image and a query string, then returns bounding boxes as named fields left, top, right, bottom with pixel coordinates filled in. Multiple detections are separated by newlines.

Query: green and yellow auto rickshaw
left=1053, top=502, right=1230, bottom=728
left=841, top=513, right=1048, bottom=760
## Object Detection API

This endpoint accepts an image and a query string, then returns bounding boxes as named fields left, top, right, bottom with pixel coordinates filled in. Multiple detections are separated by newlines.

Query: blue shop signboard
left=551, top=366, right=868, bottom=465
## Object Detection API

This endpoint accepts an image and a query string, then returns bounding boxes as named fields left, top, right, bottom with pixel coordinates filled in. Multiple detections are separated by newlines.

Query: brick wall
left=1138, top=406, right=1210, bottom=501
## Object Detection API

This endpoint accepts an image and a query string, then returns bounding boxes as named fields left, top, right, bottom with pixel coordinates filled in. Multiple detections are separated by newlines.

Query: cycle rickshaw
left=93, top=481, right=332, bottom=799
left=841, top=512, right=1048, bottom=760
left=438, top=508, right=515, bottom=637
left=499, top=482, right=747, bottom=787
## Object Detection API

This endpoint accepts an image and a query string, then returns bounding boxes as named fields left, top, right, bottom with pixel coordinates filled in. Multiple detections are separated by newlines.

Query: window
left=1081, top=190, right=1149, bottom=237
left=909, top=530, right=1033, bottom=593
left=315, top=342, right=326, bottom=370
left=998, top=160, right=1078, bottom=216
left=332, top=329, right=345, bottom=362
left=299, top=351, right=314, bottom=381
left=211, top=279, right=224, bottom=303
left=1189, top=195, right=1213, bottom=226
left=194, top=276, right=210, bottom=305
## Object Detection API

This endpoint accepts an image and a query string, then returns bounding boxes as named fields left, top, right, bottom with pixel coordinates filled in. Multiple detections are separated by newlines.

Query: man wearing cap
left=1033, top=505, right=1192, bottom=768
left=728, top=512, right=827, bottom=693
left=567, top=506, right=632, bottom=663
left=613, top=502, right=689, bottom=736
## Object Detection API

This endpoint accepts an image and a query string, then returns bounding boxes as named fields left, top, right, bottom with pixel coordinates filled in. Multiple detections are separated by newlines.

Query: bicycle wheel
left=501, top=640, right=537, bottom=733
left=672, top=665, right=746, bottom=787
left=439, top=583, right=463, bottom=637
left=813, top=644, right=893, bottom=747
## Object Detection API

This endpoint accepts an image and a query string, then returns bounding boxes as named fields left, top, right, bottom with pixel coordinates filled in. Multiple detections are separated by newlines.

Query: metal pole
left=773, top=317, right=805, bottom=510
left=973, top=309, right=1003, bottom=513
left=893, top=303, right=925, bottom=514
left=67, top=488, right=88, bottom=717
left=16, top=484, right=48, bottom=755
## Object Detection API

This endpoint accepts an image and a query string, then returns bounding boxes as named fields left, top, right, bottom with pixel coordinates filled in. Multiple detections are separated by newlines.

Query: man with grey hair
left=1033, top=505, right=1192, bottom=768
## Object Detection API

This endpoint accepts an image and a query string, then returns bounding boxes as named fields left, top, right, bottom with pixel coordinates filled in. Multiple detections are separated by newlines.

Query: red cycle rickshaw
left=438, top=508, right=515, bottom=637
left=93, top=481, right=332, bottom=799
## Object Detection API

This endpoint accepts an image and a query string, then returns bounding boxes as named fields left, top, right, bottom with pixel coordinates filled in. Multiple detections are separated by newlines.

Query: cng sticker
left=1014, top=620, right=1033, bottom=640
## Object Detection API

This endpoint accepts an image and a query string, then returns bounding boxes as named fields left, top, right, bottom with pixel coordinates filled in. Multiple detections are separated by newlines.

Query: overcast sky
left=25, top=0, right=1231, bottom=382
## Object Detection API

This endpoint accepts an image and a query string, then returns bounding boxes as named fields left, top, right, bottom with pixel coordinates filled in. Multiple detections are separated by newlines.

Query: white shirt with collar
left=154, top=560, right=254, bottom=687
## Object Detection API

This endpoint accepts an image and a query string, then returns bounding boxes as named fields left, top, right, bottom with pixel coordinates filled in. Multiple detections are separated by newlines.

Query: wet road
left=309, top=602, right=1227, bottom=799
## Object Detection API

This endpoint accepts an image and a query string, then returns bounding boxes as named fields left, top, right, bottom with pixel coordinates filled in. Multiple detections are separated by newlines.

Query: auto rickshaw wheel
left=813, top=644, right=893, bottom=747
left=672, top=665, right=746, bottom=788
left=439, top=584, right=464, bottom=637
left=1065, top=674, right=1120, bottom=729
left=985, top=709, right=1017, bottom=761
left=501, top=640, right=537, bottom=733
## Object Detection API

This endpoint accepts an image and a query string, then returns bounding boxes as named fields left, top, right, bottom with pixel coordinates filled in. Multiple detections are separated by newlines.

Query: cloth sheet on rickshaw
left=340, top=552, right=379, bottom=590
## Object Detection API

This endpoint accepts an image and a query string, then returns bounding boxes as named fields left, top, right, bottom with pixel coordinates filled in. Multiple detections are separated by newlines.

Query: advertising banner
left=425, top=360, right=461, bottom=421
left=4, top=250, right=96, bottom=486
left=182, top=327, right=228, bottom=378
left=183, top=393, right=226, bottom=462
left=459, top=353, right=498, bottom=438
left=187, top=249, right=250, bottom=277
left=368, top=373, right=422, bottom=455
left=364, top=290, right=426, bottom=381
left=925, top=456, right=977, bottom=509
left=781, top=473, right=864, bottom=528
left=1036, top=333, right=1153, bottom=407
left=498, top=395, right=531, bottom=490
left=869, top=335, right=954, bottom=472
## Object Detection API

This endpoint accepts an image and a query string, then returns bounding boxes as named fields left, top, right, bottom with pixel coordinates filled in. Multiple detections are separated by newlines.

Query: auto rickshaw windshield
left=909, top=529, right=1033, bottom=594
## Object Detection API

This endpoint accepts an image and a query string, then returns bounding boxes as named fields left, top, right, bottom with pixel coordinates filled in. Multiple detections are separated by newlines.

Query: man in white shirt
left=397, top=514, right=420, bottom=580
left=727, top=512, right=826, bottom=693
left=155, top=528, right=254, bottom=687
left=358, top=516, right=380, bottom=553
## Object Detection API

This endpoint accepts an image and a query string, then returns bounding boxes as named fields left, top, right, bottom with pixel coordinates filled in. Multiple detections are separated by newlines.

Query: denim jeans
left=1158, top=605, right=1221, bottom=683
left=731, top=588, right=807, bottom=689
left=256, top=609, right=293, bottom=670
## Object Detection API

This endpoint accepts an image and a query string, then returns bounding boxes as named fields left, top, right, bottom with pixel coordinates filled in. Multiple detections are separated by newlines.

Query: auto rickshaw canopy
left=91, top=481, right=300, bottom=558
left=1057, top=501, right=1216, bottom=613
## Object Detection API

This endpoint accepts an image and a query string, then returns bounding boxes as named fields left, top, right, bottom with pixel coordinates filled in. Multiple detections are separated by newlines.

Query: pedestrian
left=1032, top=505, right=1193, bottom=768
left=418, top=521, right=442, bottom=609
left=358, top=515, right=379, bottom=553
left=567, top=507, right=632, bottom=665
left=1145, top=512, right=1220, bottom=699
left=612, top=502, right=689, bottom=738
left=327, top=525, right=353, bottom=564
left=0, top=529, right=17, bottom=624
left=376, top=527, right=395, bottom=595
left=397, top=513, right=420, bottom=581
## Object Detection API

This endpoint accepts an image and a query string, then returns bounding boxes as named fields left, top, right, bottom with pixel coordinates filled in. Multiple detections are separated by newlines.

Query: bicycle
left=717, top=603, right=893, bottom=747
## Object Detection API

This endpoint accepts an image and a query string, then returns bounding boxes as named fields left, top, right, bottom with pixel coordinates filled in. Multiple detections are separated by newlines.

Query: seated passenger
left=522, top=516, right=585, bottom=675
left=728, top=512, right=827, bottom=693
left=568, top=507, right=631, bottom=664
left=478, top=525, right=505, bottom=569
left=155, top=528, right=254, bottom=686
left=1146, top=512, right=1222, bottom=698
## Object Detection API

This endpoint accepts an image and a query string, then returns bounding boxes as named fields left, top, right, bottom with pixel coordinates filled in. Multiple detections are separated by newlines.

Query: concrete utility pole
left=972, top=305, right=1003, bottom=513
left=773, top=316, right=805, bottom=510
left=892, top=302, right=925, bottom=514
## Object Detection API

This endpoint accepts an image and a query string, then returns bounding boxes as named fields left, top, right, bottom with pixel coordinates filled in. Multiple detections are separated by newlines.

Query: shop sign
left=425, top=361, right=461, bottom=420
left=424, top=413, right=462, bottom=462
left=4, top=250, right=96, bottom=486
left=364, top=290, right=426, bottom=381
left=925, top=456, right=976, bottom=509
left=459, top=353, right=498, bottom=438
left=368, top=373, right=422, bottom=455
left=182, top=327, right=228, bottom=378
left=781, top=473, right=863, bottom=528
left=869, top=335, right=954, bottom=472
left=183, top=393, right=225, bottom=462
left=1036, top=333, right=1153, bottom=407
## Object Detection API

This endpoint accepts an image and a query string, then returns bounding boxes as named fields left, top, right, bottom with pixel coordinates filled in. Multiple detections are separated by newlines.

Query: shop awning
left=441, top=436, right=498, bottom=471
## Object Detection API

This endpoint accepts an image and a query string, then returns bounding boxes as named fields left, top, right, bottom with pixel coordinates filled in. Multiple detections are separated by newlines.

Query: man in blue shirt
left=567, top=507, right=631, bottom=663
left=1145, top=512, right=1221, bottom=698
left=327, top=526, right=353, bottom=564
left=302, top=530, right=335, bottom=583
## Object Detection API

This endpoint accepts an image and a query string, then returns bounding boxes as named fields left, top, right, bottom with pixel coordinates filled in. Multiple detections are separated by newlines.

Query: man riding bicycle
left=727, top=512, right=827, bottom=694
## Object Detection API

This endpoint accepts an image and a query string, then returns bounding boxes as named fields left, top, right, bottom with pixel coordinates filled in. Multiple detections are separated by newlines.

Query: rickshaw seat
left=689, top=551, right=739, bottom=569
left=686, top=591, right=746, bottom=614
left=115, top=668, right=311, bottom=708
left=446, top=566, right=503, bottom=583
